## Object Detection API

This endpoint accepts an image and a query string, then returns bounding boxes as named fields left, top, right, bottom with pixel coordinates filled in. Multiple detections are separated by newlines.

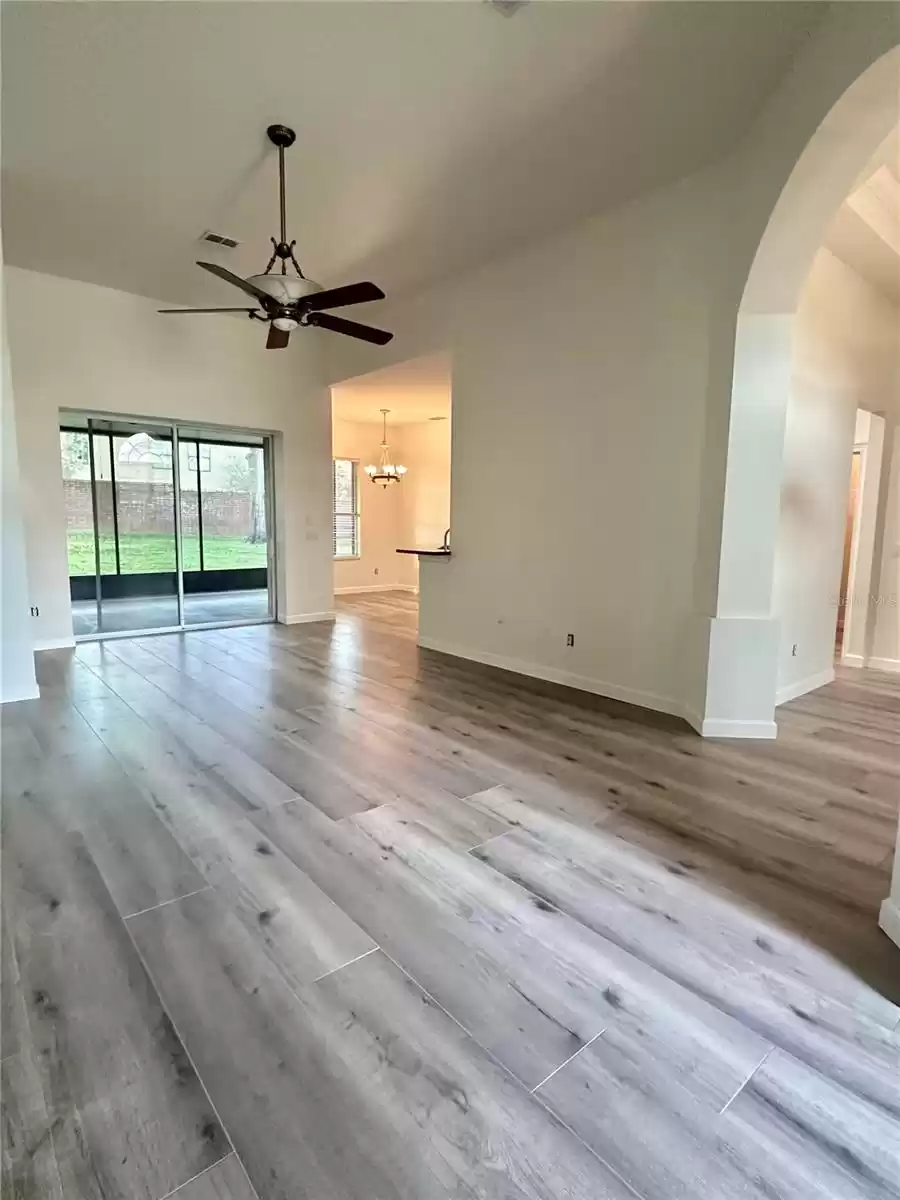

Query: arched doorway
left=690, top=24, right=900, bottom=739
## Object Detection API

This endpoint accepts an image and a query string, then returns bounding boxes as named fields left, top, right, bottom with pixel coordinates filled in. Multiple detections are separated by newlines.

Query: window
left=333, top=458, right=360, bottom=558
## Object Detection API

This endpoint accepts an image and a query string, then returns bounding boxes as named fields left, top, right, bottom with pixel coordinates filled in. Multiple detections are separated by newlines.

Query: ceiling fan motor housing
left=248, top=274, right=322, bottom=305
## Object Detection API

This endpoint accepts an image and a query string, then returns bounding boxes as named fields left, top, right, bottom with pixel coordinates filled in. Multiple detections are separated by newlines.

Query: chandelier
left=365, top=409, right=407, bottom=487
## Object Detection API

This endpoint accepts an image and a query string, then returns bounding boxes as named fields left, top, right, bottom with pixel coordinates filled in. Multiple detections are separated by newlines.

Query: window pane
left=60, top=430, right=96, bottom=577
left=92, top=433, right=118, bottom=575
left=200, top=444, right=268, bottom=569
left=113, top=433, right=176, bottom=573
left=333, top=459, right=358, bottom=557
left=178, top=441, right=201, bottom=571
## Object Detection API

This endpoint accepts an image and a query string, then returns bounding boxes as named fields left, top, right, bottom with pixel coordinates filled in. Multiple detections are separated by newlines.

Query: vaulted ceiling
left=2, top=1, right=824, bottom=307
left=826, top=130, right=900, bottom=306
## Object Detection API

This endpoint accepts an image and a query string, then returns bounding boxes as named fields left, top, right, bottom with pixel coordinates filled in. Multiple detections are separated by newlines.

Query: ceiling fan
left=159, top=124, right=393, bottom=350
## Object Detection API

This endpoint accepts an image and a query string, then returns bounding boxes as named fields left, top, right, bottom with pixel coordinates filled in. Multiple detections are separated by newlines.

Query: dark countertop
left=395, top=548, right=451, bottom=557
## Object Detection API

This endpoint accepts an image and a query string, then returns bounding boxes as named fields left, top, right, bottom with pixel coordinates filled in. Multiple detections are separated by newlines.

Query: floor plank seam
left=530, top=1028, right=607, bottom=1093
left=466, top=828, right=518, bottom=855
left=717, top=1046, right=774, bottom=1116
left=377, top=941, right=643, bottom=1200
left=525, top=1078, right=649, bottom=1200
left=310, top=945, right=379, bottom=984
left=118, top=913, right=263, bottom=1200
left=156, top=1150, right=236, bottom=1200
left=123, top=886, right=213, bottom=921
left=377, top=947, right=538, bottom=1095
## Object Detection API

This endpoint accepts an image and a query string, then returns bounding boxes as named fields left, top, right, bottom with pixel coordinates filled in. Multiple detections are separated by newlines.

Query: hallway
left=2, top=595, right=899, bottom=1199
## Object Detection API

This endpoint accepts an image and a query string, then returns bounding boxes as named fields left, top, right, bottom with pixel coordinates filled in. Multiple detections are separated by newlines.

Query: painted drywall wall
left=396, top=418, right=452, bottom=554
left=772, top=250, right=900, bottom=702
left=870, top=423, right=900, bottom=669
left=1, top=257, right=39, bottom=700
left=5, top=267, right=333, bottom=646
left=327, top=165, right=715, bottom=715
left=332, top=418, right=413, bottom=592
left=845, top=410, right=882, bottom=663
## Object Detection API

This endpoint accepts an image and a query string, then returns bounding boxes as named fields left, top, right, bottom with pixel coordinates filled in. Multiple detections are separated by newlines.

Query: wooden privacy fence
left=63, top=479, right=258, bottom=537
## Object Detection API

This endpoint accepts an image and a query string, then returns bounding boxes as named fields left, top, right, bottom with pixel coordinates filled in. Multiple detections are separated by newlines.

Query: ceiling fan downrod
left=263, top=124, right=305, bottom=279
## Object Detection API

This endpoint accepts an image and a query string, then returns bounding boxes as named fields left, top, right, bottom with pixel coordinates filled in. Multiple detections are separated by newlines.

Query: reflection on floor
left=3, top=593, right=898, bottom=1200
left=71, top=588, right=270, bottom=635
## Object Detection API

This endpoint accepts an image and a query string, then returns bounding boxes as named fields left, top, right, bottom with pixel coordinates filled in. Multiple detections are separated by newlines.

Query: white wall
left=1, top=252, right=39, bottom=701
left=870, top=423, right=900, bottom=668
left=327, top=168, right=717, bottom=717
left=845, top=409, right=882, bottom=663
left=396, top=417, right=452, bottom=554
left=773, top=250, right=900, bottom=702
left=5, top=267, right=333, bottom=646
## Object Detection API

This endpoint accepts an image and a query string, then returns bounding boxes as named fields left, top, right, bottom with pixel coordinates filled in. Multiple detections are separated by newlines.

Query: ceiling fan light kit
left=365, top=409, right=407, bottom=487
left=159, top=124, right=393, bottom=350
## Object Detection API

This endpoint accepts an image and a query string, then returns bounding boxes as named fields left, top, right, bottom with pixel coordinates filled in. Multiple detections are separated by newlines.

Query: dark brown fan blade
left=303, top=281, right=385, bottom=312
left=307, top=312, right=393, bottom=345
left=197, top=262, right=275, bottom=306
left=266, top=324, right=291, bottom=350
left=158, top=307, right=260, bottom=314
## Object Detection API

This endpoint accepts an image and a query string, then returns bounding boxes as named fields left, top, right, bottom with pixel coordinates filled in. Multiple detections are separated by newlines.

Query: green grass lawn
left=66, top=531, right=267, bottom=576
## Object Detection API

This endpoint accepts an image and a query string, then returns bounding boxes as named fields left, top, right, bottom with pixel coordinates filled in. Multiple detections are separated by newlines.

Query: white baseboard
left=869, top=656, right=900, bottom=674
left=1, top=681, right=40, bottom=704
left=839, top=653, right=900, bottom=674
left=281, top=611, right=336, bottom=625
left=419, top=637, right=785, bottom=739
left=776, top=667, right=835, bottom=706
left=34, top=637, right=76, bottom=652
left=418, top=635, right=685, bottom=722
left=690, top=716, right=778, bottom=740
left=879, top=898, right=900, bottom=950
left=334, top=585, right=417, bottom=595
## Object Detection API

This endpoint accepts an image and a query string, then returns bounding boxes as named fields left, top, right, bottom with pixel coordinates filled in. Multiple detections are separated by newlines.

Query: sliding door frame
left=64, top=410, right=277, bottom=642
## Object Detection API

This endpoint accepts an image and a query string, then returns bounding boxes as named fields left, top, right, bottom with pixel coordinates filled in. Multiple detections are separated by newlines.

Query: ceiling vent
left=199, top=231, right=240, bottom=249
left=486, top=0, right=529, bottom=16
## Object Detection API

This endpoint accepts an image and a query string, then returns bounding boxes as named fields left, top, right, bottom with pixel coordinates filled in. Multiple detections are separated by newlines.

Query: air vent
left=486, top=0, right=529, bottom=16
left=199, top=231, right=240, bottom=249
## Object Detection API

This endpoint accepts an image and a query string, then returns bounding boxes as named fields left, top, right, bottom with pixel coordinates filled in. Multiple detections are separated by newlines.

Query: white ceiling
left=2, top=2, right=823, bottom=307
left=825, top=131, right=900, bottom=306
left=332, top=353, right=451, bottom=426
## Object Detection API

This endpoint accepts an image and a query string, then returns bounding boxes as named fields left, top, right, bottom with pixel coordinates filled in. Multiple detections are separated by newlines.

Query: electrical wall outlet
left=30, top=605, right=39, bottom=617
left=374, top=567, right=379, bottom=576
left=566, top=633, right=575, bottom=647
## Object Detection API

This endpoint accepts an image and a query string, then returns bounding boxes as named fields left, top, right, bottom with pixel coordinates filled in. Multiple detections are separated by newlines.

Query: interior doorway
left=59, top=414, right=275, bottom=639
left=330, top=352, right=452, bottom=639
left=836, top=449, right=862, bottom=657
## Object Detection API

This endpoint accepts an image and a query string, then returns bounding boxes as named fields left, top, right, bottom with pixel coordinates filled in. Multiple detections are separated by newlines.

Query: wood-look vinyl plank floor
left=2, top=593, right=899, bottom=1200
left=130, top=894, right=636, bottom=1200
left=1, top=789, right=229, bottom=1200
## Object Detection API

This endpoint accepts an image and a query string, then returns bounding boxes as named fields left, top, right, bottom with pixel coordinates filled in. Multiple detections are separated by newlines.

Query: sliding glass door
left=60, top=415, right=274, bottom=639
left=178, top=435, right=271, bottom=627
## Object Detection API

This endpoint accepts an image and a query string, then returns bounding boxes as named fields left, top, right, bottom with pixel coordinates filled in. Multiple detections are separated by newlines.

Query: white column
left=1, top=266, right=39, bottom=703
left=880, top=819, right=900, bottom=951
left=865, top=419, right=899, bottom=669
left=689, top=312, right=795, bottom=738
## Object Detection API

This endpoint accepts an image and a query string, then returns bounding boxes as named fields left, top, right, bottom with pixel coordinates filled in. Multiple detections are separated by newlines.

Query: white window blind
left=333, top=458, right=360, bottom=558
